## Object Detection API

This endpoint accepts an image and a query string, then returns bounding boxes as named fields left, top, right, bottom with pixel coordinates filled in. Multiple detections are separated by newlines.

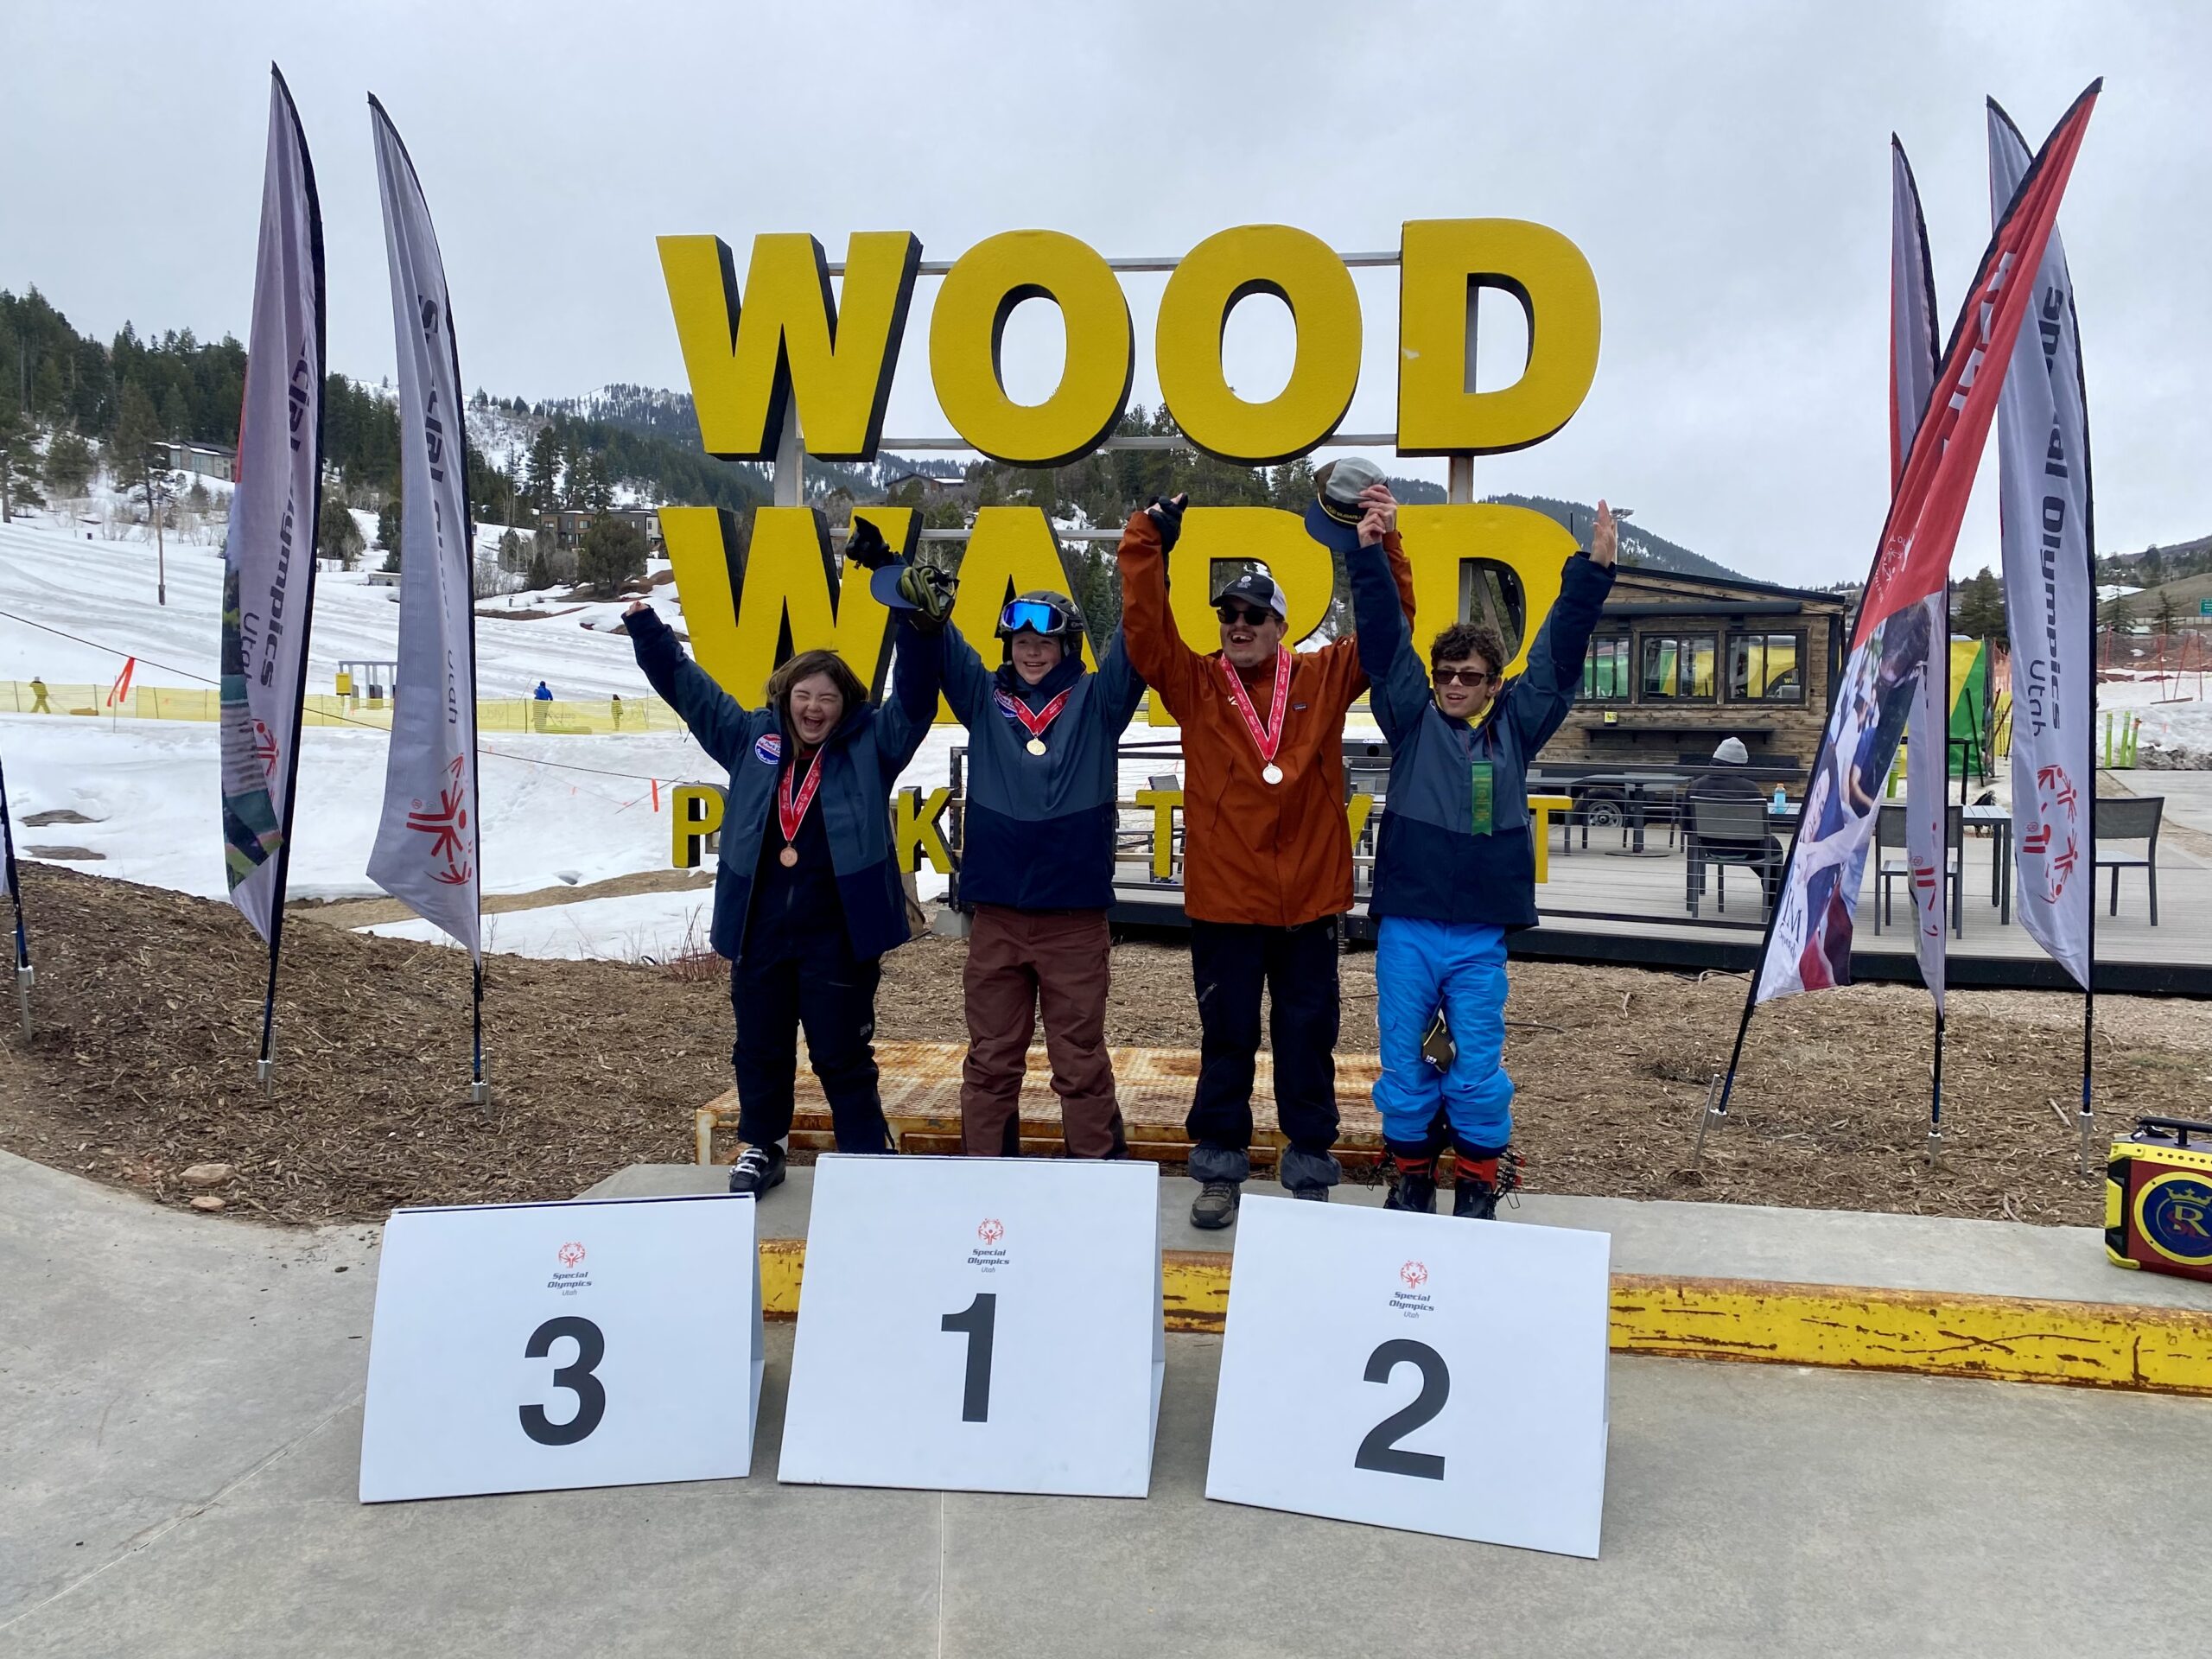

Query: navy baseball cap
left=1211, top=569, right=1288, bottom=621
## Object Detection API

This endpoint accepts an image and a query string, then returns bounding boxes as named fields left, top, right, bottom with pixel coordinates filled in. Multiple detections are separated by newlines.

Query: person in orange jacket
left=1116, top=464, right=1414, bottom=1228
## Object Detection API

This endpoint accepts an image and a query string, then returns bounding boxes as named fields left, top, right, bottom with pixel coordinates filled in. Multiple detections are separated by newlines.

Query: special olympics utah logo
left=1400, top=1260, right=1428, bottom=1290
left=977, top=1218, right=1005, bottom=1245
left=556, top=1242, right=586, bottom=1268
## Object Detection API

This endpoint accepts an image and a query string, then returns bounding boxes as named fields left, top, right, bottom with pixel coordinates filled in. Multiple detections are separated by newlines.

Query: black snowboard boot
left=728, top=1141, right=787, bottom=1197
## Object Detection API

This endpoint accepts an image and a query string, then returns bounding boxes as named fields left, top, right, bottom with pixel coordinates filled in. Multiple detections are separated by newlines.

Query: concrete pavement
left=6, top=1147, right=2211, bottom=1657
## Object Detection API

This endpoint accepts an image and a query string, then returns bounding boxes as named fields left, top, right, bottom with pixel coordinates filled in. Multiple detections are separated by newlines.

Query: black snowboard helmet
left=995, top=589, right=1087, bottom=663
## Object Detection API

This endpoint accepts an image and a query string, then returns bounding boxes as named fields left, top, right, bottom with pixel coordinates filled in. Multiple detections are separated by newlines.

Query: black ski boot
left=728, top=1141, right=787, bottom=1197
left=1452, top=1146, right=1519, bottom=1220
left=1384, top=1156, right=1439, bottom=1214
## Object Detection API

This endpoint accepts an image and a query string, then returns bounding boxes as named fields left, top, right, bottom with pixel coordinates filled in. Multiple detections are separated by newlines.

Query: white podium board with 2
left=1205, top=1197, right=1611, bottom=1557
left=359, top=1192, right=763, bottom=1503
left=779, top=1154, right=1163, bottom=1497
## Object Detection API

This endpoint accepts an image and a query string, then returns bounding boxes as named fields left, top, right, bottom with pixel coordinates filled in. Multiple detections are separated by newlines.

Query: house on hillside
left=534, top=506, right=665, bottom=562
left=883, top=470, right=959, bottom=499
left=156, top=439, right=235, bottom=482
left=1535, top=566, right=1848, bottom=770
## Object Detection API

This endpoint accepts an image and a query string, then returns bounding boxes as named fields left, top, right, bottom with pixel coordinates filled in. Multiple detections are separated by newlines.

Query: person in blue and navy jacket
left=623, top=561, right=948, bottom=1198
left=884, top=514, right=1146, bottom=1161
left=1347, top=492, right=1618, bottom=1218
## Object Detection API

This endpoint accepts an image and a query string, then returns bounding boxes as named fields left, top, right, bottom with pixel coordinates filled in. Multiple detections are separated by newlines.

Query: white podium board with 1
left=359, top=1192, right=762, bottom=1502
left=1205, top=1196, right=1610, bottom=1557
left=779, top=1154, right=1163, bottom=1497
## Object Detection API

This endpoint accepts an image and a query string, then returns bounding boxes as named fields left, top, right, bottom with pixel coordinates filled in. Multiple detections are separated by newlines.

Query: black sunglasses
left=1215, top=602, right=1275, bottom=627
left=1433, top=666, right=1497, bottom=688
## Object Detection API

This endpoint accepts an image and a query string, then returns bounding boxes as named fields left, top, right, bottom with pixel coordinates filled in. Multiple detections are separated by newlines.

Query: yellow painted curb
left=755, top=1241, right=2212, bottom=1396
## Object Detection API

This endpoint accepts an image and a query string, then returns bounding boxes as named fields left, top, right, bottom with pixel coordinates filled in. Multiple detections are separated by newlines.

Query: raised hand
left=1591, top=499, right=1618, bottom=568
left=1357, top=482, right=1397, bottom=547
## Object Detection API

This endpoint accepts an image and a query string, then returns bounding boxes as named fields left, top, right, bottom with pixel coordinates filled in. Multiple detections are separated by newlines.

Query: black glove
left=1144, top=493, right=1187, bottom=554
left=896, top=563, right=954, bottom=632
left=846, top=516, right=894, bottom=569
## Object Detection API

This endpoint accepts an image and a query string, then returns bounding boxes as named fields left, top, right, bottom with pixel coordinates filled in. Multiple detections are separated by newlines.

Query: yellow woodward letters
left=930, top=231, right=1134, bottom=467
left=1397, top=219, right=1600, bottom=456
left=658, top=232, right=920, bottom=461
left=1155, top=226, right=1362, bottom=465
left=660, top=505, right=916, bottom=703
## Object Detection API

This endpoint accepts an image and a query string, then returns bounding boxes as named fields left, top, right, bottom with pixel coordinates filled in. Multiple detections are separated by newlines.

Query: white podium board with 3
left=1205, top=1197, right=1611, bottom=1557
left=359, top=1192, right=763, bottom=1503
left=779, top=1154, right=1164, bottom=1497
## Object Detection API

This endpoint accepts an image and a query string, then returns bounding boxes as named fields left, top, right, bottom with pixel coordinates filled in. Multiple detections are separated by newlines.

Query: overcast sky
left=3, top=1, right=2202, bottom=584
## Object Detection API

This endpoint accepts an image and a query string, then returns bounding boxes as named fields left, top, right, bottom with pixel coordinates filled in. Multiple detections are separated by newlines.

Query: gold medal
left=1262, top=763, right=1284, bottom=785
left=1026, top=737, right=1048, bottom=756
left=779, top=845, right=798, bottom=868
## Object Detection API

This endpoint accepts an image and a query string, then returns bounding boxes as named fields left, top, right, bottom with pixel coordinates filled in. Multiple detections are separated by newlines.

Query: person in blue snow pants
left=1347, top=489, right=1620, bottom=1217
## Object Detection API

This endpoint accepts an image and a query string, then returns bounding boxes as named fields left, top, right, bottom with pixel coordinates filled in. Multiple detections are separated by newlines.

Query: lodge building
left=1537, top=566, right=1849, bottom=772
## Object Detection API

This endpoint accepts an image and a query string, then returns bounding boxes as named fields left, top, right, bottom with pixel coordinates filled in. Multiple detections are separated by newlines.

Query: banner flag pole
left=1699, top=86, right=2101, bottom=1167
left=0, top=749, right=31, bottom=1039
left=226, top=66, right=328, bottom=1096
left=1988, top=96, right=2099, bottom=1173
left=365, top=95, right=488, bottom=1104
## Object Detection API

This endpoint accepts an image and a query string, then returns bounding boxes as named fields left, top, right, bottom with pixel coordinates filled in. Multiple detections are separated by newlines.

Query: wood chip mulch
left=3, top=862, right=2202, bottom=1230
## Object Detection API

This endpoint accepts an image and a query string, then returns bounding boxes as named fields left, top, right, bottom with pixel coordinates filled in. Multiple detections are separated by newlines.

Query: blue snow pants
left=1372, top=916, right=1513, bottom=1153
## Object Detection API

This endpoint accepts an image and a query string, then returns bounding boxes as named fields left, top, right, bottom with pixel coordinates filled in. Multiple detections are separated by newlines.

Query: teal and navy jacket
left=1350, top=543, right=1614, bottom=930
left=940, top=621, right=1147, bottom=910
left=627, top=605, right=942, bottom=963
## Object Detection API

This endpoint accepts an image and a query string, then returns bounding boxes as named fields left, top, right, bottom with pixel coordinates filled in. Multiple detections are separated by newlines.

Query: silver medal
left=1262, top=763, right=1284, bottom=785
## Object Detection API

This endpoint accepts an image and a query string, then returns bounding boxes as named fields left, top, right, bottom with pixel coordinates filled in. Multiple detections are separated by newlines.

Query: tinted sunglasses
left=1433, top=666, right=1497, bottom=688
left=1215, top=602, right=1276, bottom=627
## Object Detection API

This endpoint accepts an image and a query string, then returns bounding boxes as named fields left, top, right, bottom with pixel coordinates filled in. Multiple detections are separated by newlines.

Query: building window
left=1729, top=632, right=1804, bottom=702
left=1580, top=635, right=1631, bottom=700
left=1641, top=634, right=1717, bottom=701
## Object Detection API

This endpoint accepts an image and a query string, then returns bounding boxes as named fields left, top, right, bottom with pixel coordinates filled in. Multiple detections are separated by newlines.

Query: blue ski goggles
left=998, top=599, right=1073, bottom=638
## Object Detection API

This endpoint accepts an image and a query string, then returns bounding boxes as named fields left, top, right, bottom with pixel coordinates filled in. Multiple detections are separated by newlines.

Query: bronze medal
left=779, top=845, right=798, bottom=868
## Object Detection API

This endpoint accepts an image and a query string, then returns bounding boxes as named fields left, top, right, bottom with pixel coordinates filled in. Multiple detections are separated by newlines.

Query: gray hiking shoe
left=1190, top=1179, right=1241, bottom=1230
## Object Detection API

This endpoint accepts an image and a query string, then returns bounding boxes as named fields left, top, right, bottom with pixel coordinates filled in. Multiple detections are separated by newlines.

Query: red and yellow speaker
left=2107, top=1117, right=2212, bottom=1283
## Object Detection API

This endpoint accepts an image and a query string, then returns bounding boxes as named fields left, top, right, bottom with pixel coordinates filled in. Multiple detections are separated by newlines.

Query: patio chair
left=1685, top=797, right=1778, bottom=919
left=1874, top=802, right=1963, bottom=938
left=2094, top=795, right=2163, bottom=924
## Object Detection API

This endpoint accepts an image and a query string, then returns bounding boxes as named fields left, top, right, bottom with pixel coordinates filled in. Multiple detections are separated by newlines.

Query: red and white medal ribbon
left=994, top=686, right=1072, bottom=756
left=776, top=747, right=825, bottom=866
left=1218, top=649, right=1291, bottom=784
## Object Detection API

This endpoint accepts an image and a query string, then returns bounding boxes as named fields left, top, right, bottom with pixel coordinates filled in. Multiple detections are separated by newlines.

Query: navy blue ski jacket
left=939, top=622, right=1147, bottom=910
left=627, top=606, right=942, bottom=963
left=1351, top=542, right=1614, bottom=930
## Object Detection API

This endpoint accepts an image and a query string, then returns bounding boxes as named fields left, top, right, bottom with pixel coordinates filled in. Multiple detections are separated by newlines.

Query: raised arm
left=1349, top=532, right=1432, bottom=745
left=934, top=618, right=997, bottom=728
left=1091, top=625, right=1148, bottom=737
left=874, top=614, right=945, bottom=779
left=624, top=601, right=753, bottom=771
left=1507, top=501, right=1619, bottom=751
left=1113, top=498, right=1206, bottom=718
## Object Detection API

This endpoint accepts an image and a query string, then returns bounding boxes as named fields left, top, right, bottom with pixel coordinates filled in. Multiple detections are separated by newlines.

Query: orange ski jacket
left=1116, top=509, right=1415, bottom=927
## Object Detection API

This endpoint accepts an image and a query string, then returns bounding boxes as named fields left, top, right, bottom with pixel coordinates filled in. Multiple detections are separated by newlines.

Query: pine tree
left=1955, top=566, right=2007, bottom=645
left=43, top=429, right=94, bottom=497
left=577, top=514, right=646, bottom=592
left=375, top=497, right=401, bottom=552
left=161, top=382, right=192, bottom=440
left=318, top=486, right=365, bottom=569
left=523, top=425, right=563, bottom=512
left=109, top=381, right=177, bottom=600
left=0, top=406, right=47, bottom=520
